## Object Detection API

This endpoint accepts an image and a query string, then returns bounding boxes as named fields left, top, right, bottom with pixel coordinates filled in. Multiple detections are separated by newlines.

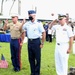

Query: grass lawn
left=0, top=38, right=75, bottom=75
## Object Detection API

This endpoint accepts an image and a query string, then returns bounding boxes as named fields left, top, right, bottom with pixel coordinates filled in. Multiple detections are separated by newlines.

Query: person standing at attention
left=43, top=22, right=49, bottom=41
left=22, top=10, right=46, bottom=75
left=3, top=13, right=25, bottom=72
left=49, top=14, right=73, bottom=75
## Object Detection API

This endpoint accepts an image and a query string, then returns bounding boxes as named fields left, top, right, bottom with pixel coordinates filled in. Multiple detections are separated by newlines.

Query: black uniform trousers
left=10, top=38, right=21, bottom=71
left=28, top=38, right=41, bottom=75
left=48, top=34, right=52, bottom=42
left=46, top=31, right=48, bottom=41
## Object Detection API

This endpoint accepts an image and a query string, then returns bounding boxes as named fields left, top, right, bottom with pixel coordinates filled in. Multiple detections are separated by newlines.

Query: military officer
left=22, top=10, right=46, bottom=75
left=49, top=14, right=73, bottom=75
left=3, top=13, right=25, bottom=72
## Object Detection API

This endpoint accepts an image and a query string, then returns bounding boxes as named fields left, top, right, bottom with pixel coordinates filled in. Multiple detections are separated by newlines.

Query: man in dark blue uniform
left=23, top=10, right=46, bottom=75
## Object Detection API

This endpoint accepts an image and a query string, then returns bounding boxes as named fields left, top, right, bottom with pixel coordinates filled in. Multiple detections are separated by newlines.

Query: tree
left=9, top=0, right=21, bottom=15
left=0, top=0, right=9, bottom=15
left=9, top=0, right=16, bottom=15
left=0, top=0, right=4, bottom=15
left=18, top=0, right=21, bottom=15
left=0, top=0, right=21, bottom=15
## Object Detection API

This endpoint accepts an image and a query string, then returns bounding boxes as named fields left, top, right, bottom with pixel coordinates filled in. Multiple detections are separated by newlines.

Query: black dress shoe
left=13, top=68, right=20, bottom=72
left=30, top=73, right=35, bottom=75
left=35, top=73, right=40, bottom=75
left=15, top=69, right=20, bottom=72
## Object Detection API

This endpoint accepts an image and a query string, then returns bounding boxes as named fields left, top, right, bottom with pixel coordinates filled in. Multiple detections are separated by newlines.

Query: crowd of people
left=0, top=10, right=75, bottom=75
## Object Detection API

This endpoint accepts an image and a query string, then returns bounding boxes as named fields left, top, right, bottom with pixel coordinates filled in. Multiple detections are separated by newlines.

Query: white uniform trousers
left=55, top=43, right=69, bottom=75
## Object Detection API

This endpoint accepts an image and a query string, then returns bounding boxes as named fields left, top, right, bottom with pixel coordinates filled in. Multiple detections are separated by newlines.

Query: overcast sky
left=0, top=0, right=75, bottom=20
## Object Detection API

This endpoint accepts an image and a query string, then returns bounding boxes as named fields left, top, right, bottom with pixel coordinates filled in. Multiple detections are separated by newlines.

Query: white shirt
left=48, top=29, right=52, bottom=34
left=22, top=20, right=45, bottom=39
left=73, top=26, right=75, bottom=35
left=51, top=23, right=73, bottom=43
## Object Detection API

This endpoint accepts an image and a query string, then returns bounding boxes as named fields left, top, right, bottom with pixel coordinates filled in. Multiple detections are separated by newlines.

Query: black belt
left=11, top=37, right=20, bottom=39
left=28, top=38, right=40, bottom=41
left=57, top=42, right=68, bottom=45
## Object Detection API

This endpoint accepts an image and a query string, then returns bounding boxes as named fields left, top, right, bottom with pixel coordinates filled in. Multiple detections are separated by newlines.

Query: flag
left=0, top=54, right=8, bottom=68
left=1, top=54, right=5, bottom=60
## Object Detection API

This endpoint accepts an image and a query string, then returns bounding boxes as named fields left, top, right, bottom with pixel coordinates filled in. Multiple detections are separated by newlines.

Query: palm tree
left=0, top=0, right=21, bottom=15
left=9, top=0, right=16, bottom=15
left=9, top=0, right=21, bottom=15
left=0, top=0, right=4, bottom=15
left=18, top=0, right=21, bottom=15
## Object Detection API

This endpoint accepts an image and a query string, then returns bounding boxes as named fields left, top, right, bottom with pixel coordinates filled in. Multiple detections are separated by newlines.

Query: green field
left=0, top=38, right=75, bottom=75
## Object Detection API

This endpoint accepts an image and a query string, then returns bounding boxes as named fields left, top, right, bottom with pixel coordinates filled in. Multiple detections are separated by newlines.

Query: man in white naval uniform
left=49, top=14, right=73, bottom=75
